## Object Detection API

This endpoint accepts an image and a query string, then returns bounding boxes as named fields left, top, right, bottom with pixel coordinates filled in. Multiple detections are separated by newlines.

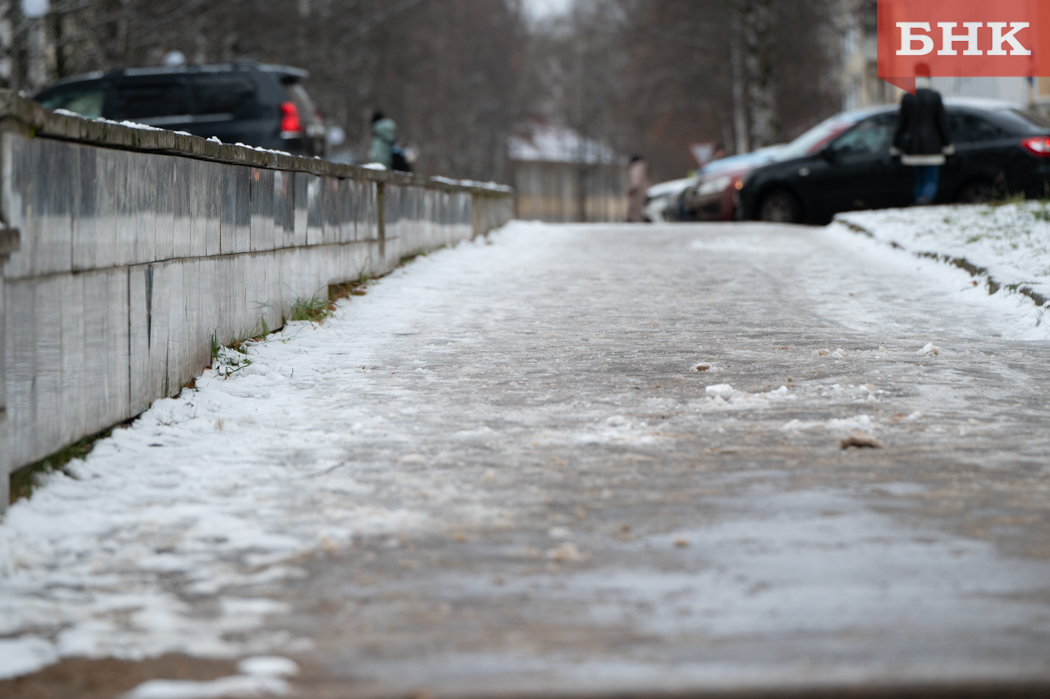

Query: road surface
left=3, top=222, right=1049, bottom=698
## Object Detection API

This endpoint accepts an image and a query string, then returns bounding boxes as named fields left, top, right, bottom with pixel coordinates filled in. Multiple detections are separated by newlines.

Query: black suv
left=33, top=62, right=326, bottom=157
left=739, top=99, right=1050, bottom=224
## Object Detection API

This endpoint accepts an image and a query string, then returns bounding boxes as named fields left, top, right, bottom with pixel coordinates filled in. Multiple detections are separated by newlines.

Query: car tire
left=759, top=189, right=802, bottom=223
left=955, top=180, right=995, bottom=204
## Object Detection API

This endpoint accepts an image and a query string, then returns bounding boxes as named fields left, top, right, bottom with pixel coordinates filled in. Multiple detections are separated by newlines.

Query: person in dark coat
left=891, top=66, right=954, bottom=205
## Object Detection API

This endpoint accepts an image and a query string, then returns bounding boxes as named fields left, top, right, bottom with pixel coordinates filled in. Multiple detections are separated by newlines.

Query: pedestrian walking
left=626, top=155, right=650, bottom=223
left=891, top=66, right=954, bottom=206
left=369, top=111, right=398, bottom=169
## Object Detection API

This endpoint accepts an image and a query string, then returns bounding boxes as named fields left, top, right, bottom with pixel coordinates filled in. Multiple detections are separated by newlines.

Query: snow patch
left=918, top=342, right=941, bottom=356
left=0, top=636, right=59, bottom=680
left=782, top=415, right=877, bottom=436
left=698, top=384, right=796, bottom=413
left=834, top=203, right=1050, bottom=330
left=122, top=656, right=298, bottom=699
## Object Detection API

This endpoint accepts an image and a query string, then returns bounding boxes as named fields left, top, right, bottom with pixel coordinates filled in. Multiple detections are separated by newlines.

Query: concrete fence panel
left=0, top=91, right=513, bottom=507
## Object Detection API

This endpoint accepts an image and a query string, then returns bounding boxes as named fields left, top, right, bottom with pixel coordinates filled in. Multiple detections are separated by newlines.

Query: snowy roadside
left=833, top=203, right=1050, bottom=326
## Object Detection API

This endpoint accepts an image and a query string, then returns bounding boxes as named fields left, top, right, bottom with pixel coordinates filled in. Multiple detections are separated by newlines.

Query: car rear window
left=283, top=83, right=318, bottom=122
left=113, top=79, right=193, bottom=123
left=191, top=74, right=256, bottom=116
left=39, top=87, right=105, bottom=118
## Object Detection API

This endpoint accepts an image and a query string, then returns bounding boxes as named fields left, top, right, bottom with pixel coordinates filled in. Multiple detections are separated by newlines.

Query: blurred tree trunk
left=739, top=0, right=777, bottom=149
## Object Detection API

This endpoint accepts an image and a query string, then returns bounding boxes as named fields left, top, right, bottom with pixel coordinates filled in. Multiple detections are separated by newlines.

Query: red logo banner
left=878, top=0, right=1050, bottom=93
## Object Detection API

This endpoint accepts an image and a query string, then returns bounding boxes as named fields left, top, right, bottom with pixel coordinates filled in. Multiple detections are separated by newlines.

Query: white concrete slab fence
left=0, top=92, right=513, bottom=508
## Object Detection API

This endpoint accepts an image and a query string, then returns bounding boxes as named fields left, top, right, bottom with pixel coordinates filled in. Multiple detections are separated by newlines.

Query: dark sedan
left=33, top=62, right=327, bottom=157
left=738, top=99, right=1050, bottom=224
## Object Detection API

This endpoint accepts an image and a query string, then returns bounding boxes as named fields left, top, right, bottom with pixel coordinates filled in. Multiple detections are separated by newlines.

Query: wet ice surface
left=2, top=222, right=1050, bottom=693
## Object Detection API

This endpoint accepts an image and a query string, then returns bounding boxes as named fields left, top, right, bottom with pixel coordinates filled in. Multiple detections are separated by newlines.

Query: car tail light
left=1022, top=136, right=1050, bottom=157
left=280, top=102, right=302, bottom=136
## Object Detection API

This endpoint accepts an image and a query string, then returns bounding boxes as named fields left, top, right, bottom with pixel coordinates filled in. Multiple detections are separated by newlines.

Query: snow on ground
left=0, top=235, right=510, bottom=680
left=834, top=202, right=1050, bottom=320
left=0, top=219, right=1047, bottom=684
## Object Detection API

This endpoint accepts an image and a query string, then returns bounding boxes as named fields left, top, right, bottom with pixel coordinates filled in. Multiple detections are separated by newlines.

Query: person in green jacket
left=369, top=111, right=397, bottom=168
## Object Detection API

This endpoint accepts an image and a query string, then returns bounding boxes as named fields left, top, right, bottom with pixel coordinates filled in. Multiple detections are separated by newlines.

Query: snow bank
left=834, top=203, right=1050, bottom=315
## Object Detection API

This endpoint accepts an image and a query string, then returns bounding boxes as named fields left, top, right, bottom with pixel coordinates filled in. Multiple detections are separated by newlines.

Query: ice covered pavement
left=3, top=221, right=1050, bottom=697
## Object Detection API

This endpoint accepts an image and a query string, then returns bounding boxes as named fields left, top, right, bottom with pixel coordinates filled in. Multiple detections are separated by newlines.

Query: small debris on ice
left=841, top=431, right=884, bottom=449
left=482, top=469, right=497, bottom=484
left=906, top=411, right=923, bottom=422
left=548, top=542, right=587, bottom=562
left=1006, top=351, right=1024, bottom=359
left=607, top=415, right=629, bottom=427
left=918, top=343, right=941, bottom=356
left=691, top=363, right=712, bottom=373
left=674, top=538, right=690, bottom=548
left=831, top=348, right=849, bottom=358
left=817, top=348, right=832, bottom=357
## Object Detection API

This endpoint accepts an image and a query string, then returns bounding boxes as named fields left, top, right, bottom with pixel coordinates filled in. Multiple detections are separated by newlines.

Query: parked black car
left=33, top=62, right=326, bottom=157
left=738, top=99, right=1050, bottom=224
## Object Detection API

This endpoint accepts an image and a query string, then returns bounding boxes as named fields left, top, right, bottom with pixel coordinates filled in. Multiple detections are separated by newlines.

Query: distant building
left=508, top=119, right=627, bottom=223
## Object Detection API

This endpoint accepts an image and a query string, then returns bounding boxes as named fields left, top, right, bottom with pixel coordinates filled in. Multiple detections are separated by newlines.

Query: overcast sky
left=523, top=0, right=573, bottom=19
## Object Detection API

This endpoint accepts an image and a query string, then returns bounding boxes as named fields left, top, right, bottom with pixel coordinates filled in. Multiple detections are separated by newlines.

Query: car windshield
left=775, top=112, right=868, bottom=161
left=701, top=146, right=783, bottom=175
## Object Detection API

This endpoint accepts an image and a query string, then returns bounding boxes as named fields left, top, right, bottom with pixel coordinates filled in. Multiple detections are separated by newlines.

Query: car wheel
left=956, top=180, right=995, bottom=204
left=759, top=190, right=802, bottom=223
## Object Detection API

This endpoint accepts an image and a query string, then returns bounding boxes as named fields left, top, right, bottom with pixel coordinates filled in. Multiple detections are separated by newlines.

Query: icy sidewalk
left=835, top=202, right=1050, bottom=322
left=2, top=221, right=1050, bottom=695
